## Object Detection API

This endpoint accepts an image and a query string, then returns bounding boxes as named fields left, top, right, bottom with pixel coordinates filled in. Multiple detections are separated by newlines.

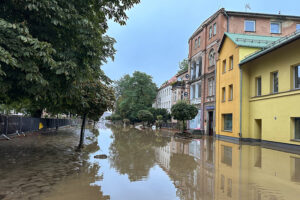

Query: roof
left=189, top=9, right=300, bottom=41
left=218, top=32, right=281, bottom=52
left=240, top=30, right=300, bottom=65
left=176, top=69, right=188, bottom=77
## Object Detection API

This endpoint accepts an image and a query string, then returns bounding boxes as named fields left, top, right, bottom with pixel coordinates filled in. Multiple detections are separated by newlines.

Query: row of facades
left=153, top=8, right=300, bottom=147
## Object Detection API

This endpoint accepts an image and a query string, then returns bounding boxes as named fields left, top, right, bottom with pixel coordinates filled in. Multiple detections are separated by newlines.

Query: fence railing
left=0, top=115, right=80, bottom=136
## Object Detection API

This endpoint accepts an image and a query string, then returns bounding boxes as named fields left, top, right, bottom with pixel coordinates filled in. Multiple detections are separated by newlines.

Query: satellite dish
left=184, top=92, right=188, bottom=97
left=185, top=74, right=190, bottom=79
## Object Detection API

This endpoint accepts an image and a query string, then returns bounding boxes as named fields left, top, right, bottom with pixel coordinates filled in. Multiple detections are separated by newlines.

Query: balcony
left=190, top=98, right=201, bottom=105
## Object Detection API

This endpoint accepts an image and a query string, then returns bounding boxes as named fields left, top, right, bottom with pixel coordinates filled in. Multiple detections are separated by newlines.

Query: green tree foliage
left=171, top=101, right=198, bottom=133
left=115, top=71, right=157, bottom=122
left=148, top=108, right=171, bottom=123
left=177, top=59, right=189, bottom=74
left=137, top=110, right=153, bottom=127
left=0, top=0, right=140, bottom=116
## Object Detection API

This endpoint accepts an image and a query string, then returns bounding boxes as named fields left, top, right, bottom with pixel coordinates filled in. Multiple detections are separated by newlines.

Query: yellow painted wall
left=241, top=39, right=300, bottom=145
left=216, top=37, right=259, bottom=138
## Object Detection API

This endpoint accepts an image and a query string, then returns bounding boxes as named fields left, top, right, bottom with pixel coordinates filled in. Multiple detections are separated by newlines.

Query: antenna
left=245, top=3, right=251, bottom=12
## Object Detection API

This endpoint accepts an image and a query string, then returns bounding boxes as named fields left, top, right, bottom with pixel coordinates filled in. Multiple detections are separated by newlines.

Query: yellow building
left=240, top=31, right=300, bottom=146
left=216, top=33, right=280, bottom=140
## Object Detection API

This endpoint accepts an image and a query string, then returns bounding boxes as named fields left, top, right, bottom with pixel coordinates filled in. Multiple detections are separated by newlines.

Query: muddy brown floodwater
left=0, top=123, right=300, bottom=200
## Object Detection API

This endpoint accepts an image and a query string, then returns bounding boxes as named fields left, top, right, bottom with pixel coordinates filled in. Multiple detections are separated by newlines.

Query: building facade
left=239, top=32, right=300, bottom=146
left=216, top=33, right=280, bottom=140
left=171, top=70, right=190, bottom=106
left=188, top=8, right=300, bottom=135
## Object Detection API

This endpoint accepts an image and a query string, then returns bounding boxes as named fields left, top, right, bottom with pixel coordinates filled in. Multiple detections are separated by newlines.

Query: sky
left=102, top=0, right=299, bottom=87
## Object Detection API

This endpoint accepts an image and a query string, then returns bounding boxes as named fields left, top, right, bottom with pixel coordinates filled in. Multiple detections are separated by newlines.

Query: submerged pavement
left=0, top=123, right=299, bottom=200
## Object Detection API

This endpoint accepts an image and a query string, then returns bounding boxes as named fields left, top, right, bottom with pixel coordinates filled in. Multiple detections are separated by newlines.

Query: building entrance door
left=208, top=111, right=214, bottom=136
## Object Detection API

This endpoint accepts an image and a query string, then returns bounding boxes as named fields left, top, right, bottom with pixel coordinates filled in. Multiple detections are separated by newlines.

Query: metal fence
left=0, top=115, right=79, bottom=136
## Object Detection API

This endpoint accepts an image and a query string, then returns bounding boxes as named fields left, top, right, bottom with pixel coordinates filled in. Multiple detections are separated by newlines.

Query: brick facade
left=188, top=8, right=300, bottom=135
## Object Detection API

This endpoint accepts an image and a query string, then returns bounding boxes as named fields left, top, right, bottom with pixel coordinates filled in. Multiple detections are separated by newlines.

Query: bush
left=137, top=110, right=153, bottom=127
left=123, top=118, right=130, bottom=125
left=110, top=114, right=122, bottom=121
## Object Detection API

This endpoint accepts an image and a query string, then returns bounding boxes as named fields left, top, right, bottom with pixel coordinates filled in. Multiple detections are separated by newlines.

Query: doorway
left=254, top=119, right=262, bottom=140
left=208, top=111, right=214, bottom=136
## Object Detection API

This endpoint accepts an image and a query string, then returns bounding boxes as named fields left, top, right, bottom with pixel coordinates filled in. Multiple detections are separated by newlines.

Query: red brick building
left=188, top=8, right=300, bottom=135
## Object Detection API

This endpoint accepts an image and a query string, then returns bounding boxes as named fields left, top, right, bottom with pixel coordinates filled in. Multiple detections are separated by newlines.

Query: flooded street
left=0, top=123, right=300, bottom=200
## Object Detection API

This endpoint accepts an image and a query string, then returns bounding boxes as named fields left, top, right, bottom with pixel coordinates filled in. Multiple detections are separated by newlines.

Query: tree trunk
left=78, top=114, right=87, bottom=150
left=182, top=120, right=185, bottom=133
left=55, top=114, right=59, bottom=131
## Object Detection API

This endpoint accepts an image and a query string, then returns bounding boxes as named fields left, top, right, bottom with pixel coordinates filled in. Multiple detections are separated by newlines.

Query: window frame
left=198, top=36, right=201, bottom=47
left=270, top=21, right=281, bottom=34
left=229, top=56, right=233, bottom=70
left=223, top=114, right=233, bottom=132
left=194, top=39, right=197, bottom=49
left=222, top=59, right=226, bottom=73
left=256, top=77, right=262, bottom=96
left=222, top=87, right=226, bottom=102
left=209, top=26, right=212, bottom=39
left=244, top=20, right=256, bottom=32
left=294, top=65, right=300, bottom=89
left=229, top=84, right=233, bottom=101
left=213, top=23, right=217, bottom=35
left=272, top=71, right=279, bottom=93
left=295, top=118, right=300, bottom=140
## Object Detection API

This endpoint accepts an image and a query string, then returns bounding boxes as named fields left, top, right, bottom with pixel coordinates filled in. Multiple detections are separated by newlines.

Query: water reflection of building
left=155, top=136, right=215, bottom=200
left=215, top=140, right=300, bottom=200
left=155, top=136, right=300, bottom=200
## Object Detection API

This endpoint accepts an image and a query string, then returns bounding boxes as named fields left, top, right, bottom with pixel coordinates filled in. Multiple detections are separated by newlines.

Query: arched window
left=209, top=49, right=215, bottom=66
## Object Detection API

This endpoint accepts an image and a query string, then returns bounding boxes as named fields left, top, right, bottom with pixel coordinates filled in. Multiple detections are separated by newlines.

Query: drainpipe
left=224, top=10, right=229, bottom=32
left=239, top=65, right=243, bottom=139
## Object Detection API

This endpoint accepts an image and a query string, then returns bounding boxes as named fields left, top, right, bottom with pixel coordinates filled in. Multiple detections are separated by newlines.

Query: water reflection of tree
left=109, top=126, right=170, bottom=182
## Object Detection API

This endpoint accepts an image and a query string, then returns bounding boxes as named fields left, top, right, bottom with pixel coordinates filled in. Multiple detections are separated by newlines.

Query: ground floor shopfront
left=189, top=103, right=215, bottom=136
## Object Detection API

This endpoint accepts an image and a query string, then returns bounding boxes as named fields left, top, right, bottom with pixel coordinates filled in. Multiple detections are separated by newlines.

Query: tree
left=171, top=101, right=198, bottom=133
left=177, top=59, right=189, bottom=74
left=148, top=107, right=171, bottom=123
left=115, top=71, right=157, bottom=123
left=66, top=80, right=115, bottom=149
left=0, top=0, right=140, bottom=116
left=156, top=115, right=163, bottom=129
left=137, top=110, right=153, bottom=128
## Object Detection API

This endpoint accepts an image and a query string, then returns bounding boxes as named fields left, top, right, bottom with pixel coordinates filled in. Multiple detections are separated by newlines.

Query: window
left=270, top=22, right=281, bottom=34
left=198, top=36, right=201, bottom=47
left=294, top=65, right=300, bottom=89
left=208, top=79, right=213, bottom=96
left=194, top=39, right=197, bottom=49
left=222, top=87, right=226, bottom=102
left=209, top=49, right=215, bottom=66
left=222, top=59, right=226, bottom=73
left=297, top=24, right=300, bottom=32
left=295, top=118, right=300, bottom=139
left=209, top=26, right=212, bottom=38
left=213, top=23, right=217, bottom=35
left=229, top=85, right=233, bottom=100
left=190, top=86, right=193, bottom=100
left=244, top=20, right=255, bottom=32
left=198, top=82, right=202, bottom=98
left=223, top=114, right=232, bottom=131
left=291, top=157, right=300, bottom=182
left=272, top=71, right=279, bottom=93
left=192, top=84, right=196, bottom=98
left=198, top=58, right=202, bottom=77
left=229, top=56, right=233, bottom=70
left=256, top=77, right=262, bottom=96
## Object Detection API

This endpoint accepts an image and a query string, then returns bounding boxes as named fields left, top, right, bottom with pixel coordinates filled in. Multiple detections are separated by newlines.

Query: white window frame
left=272, top=71, right=279, bottom=93
left=256, top=77, right=262, bottom=96
left=270, top=22, right=281, bottom=34
left=244, top=20, right=256, bottom=32
left=229, top=56, right=233, bottom=70
left=209, top=26, right=212, bottom=39
left=198, top=36, right=201, bottom=47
